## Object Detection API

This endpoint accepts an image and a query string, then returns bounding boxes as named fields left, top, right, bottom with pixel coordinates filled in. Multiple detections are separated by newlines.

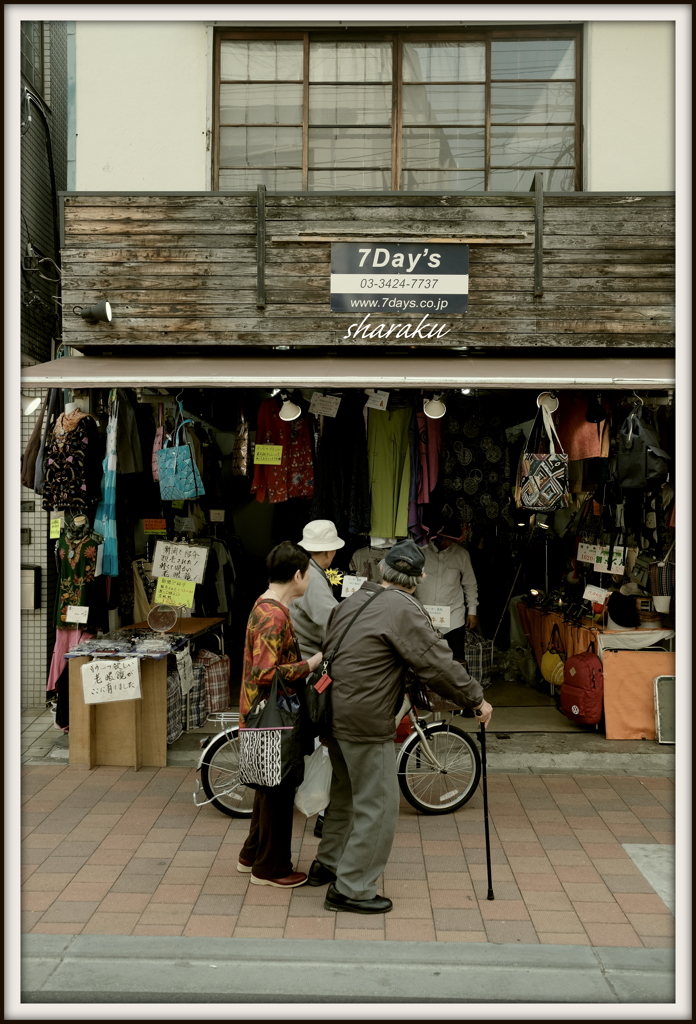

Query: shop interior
left=31, top=383, right=676, bottom=758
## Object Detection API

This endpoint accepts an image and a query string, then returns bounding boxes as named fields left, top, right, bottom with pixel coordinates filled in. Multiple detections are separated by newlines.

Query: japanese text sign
left=81, top=657, right=142, bottom=704
left=152, top=541, right=208, bottom=585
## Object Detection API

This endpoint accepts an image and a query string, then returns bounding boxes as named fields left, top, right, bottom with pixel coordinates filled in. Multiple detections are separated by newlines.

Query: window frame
left=213, top=25, right=583, bottom=192
left=21, top=20, right=45, bottom=98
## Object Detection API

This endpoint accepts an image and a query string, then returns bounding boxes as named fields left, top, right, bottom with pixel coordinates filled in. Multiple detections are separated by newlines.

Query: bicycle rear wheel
left=397, top=721, right=481, bottom=814
left=199, top=729, right=255, bottom=818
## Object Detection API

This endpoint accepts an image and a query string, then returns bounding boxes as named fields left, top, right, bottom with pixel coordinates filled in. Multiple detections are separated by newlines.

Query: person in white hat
left=290, top=520, right=345, bottom=659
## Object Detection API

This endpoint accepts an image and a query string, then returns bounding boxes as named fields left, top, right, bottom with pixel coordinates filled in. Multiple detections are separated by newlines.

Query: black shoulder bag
left=302, top=589, right=384, bottom=737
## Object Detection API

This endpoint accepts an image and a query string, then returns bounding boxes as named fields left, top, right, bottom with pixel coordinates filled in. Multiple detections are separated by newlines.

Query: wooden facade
left=60, top=192, right=674, bottom=351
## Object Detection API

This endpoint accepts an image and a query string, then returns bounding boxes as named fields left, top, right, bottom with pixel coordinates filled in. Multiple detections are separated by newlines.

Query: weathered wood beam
left=256, top=184, right=266, bottom=309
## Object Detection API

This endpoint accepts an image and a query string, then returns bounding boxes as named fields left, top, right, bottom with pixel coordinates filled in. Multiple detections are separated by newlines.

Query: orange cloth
left=603, top=650, right=675, bottom=740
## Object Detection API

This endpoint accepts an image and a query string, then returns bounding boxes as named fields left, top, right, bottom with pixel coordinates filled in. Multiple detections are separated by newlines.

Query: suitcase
left=559, top=642, right=604, bottom=726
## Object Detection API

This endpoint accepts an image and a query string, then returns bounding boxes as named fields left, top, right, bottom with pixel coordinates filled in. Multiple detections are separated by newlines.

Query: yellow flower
left=324, top=569, right=344, bottom=587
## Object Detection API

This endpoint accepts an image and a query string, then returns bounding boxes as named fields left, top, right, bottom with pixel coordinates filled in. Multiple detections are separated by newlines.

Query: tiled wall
left=21, top=389, right=54, bottom=708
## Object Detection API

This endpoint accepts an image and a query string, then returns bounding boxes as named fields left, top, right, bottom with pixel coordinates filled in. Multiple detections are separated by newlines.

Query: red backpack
left=559, top=642, right=604, bottom=726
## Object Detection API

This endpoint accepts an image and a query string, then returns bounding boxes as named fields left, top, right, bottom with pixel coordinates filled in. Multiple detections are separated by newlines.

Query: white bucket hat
left=299, top=520, right=345, bottom=552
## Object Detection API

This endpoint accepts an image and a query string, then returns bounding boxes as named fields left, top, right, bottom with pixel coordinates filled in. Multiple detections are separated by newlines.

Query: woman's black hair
left=266, top=540, right=310, bottom=583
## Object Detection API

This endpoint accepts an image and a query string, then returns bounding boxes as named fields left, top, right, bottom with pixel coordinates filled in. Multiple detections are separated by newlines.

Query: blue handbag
left=156, top=419, right=206, bottom=501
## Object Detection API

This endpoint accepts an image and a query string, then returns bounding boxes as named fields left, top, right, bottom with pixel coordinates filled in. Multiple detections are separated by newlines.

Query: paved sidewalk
left=21, top=764, right=675, bottom=948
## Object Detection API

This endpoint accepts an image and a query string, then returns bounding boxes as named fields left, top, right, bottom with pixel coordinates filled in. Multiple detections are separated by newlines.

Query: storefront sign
left=155, top=576, right=196, bottom=608
left=577, top=543, right=599, bottom=564
left=594, top=546, right=626, bottom=573
left=152, top=541, right=208, bottom=584
left=65, top=605, right=89, bottom=624
left=309, top=393, right=341, bottom=417
left=143, top=519, right=167, bottom=535
left=254, top=444, right=284, bottom=465
left=341, top=575, right=367, bottom=597
left=81, top=657, right=141, bottom=704
left=364, top=390, right=390, bottom=411
left=424, top=605, right=451, bottom=629
left=330, top=242, right=469, bottom=315
left=583, top=584, right=608, bottom=604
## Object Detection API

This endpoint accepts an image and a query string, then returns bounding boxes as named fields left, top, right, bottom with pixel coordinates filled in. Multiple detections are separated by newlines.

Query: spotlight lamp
left=278, top=391, right=302, bottom=422
left=423, top=392, right=447, bottom=419
left=21, top=393, right=42, bottom=416
left=73, top=299, right=112, bottom=324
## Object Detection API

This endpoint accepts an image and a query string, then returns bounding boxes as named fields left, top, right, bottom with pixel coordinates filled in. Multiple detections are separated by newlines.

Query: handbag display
left=540, top=623, right=566, bottom=686
left=616, top=405, right=670, bottom=490
left=463, top=628, right=494, bottom=689
left=151, top=403, right=165, bottom=482
left=517, top=403, right=570, bottom=513
left=303, top=588, right=385, bottom=737
left=238, top=670, right=304, bottom=789
left=559, top=641, right=604, bottom=726
left=156, top=418, right=206, bottom=501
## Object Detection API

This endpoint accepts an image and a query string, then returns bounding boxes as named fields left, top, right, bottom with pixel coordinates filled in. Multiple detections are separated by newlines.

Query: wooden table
left=68, top=617, right=225, bottom=770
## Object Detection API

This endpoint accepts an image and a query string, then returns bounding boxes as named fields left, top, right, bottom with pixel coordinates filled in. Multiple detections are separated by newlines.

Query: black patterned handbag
left=238, top=671, right=304, bottom=789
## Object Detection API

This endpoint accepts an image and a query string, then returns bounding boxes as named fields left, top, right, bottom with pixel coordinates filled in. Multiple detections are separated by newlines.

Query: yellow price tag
left=171, top=500, right=185, bottom=509
left=50, top=518, right=62, bottom=539
left=154, top=576, right=196, bottom=608
left=254, top=444, right=283, bottom=466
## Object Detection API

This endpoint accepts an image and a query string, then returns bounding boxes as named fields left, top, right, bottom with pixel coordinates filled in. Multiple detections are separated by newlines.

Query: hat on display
left=299, top=520, right=345, bottom=552
left=384, top=539, right=426, bottom=577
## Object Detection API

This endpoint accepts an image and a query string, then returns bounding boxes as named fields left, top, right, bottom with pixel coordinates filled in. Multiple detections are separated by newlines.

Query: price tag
left=65, top=605, right=89, bottom=624
left=174, top=516, right=196, bottom=532
left=594, top=546, right=626, bottom=574
left=49, top=518, right=62, bottom=539
left=583, top=585, right=608, bottom=604
left=254, top=444, right=284, bottom=465
left=155, top=576, right=196, bottom=608
left=577, top=542, right=599, bottom=564
left=144, top=519, right=167, bottom=535
left=341, top=575, right=367, bottom=597
left=209, top=509, right=225, bottom=522
left=424, top=605, right=451, bottom=629
left=364, top=390, right=390, bottom=411
left=171, top=500, right=185, bottom=509
left=309, top=392, right=341, bottom=417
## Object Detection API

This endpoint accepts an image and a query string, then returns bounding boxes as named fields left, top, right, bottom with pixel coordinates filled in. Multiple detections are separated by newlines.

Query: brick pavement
left=20, top=765, right=674, bottom=946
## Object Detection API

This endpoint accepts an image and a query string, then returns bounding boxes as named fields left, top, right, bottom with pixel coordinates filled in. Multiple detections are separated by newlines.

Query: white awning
left=21, top=354, right=675, bottom=390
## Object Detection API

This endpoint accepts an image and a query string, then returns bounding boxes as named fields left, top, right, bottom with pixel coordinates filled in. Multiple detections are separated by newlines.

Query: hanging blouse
left=54, top=527, right=109, bottom=632
left=250, top=398, right=314, bottom=504
left=310, top=392, right=371, bottom=535
left=41, top=411, right=103, bottom=512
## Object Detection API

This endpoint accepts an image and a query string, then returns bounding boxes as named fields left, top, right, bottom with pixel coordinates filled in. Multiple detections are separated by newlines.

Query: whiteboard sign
left=341, top=575, right=367, bottom=597
left=65, top=605, right=89, bottom=624
left=152, top=541, right=208, bottom=584
left=577, top=543, right=599, bottom=564
left=583, top=585, right=608, bottom=604
left=309, top=393, right=341, bottom=417
left=424, top=605, right=451, bottom=629
left=81, top=657, right=142, bottom=704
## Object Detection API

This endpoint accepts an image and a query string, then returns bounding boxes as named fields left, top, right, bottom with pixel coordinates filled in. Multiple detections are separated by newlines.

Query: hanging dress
left=93, top=390, right=119, bottom=575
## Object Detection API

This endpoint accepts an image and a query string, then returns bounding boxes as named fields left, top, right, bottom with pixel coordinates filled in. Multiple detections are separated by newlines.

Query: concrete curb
left=21, top=936, right=675, bottom=1004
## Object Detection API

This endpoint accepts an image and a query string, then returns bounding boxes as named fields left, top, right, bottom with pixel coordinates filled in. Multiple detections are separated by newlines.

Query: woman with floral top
left=238, top=541, right=323, bottom=888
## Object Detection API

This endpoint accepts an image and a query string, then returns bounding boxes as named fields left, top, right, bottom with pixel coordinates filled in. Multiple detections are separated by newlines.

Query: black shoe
left=323, top=882, right=393, bottom=915
left=313, top=814, right=324, bottom=839
left=307, top=860, right=337, bottom=887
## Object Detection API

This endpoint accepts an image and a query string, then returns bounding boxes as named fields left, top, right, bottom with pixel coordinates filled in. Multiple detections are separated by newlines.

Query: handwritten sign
left=81, top=657, right=142, bottom=705
left=65, top=605, right=89, bottom=624
left=174, top=516, right=196, bottom=533
left=341, top=575, right=367, bottom=598
left=175, top=649, right=195, bottom=696
left=144, top=519, right=167, bottom=535
left=583, top=585, right=608, bottom=604
left=577, top=542, right=599, bottom=564
left=254, top=444, right=284, bottom=465
left=209, top=509, right=225, bottom=522
left=424, top=605, right=451, bottom=629
left=309, top=393, right=341, bottom=417
left=155, top=576, right=196, bottom=608
left=365, top=390, right=390, bottom=412
left=49, top=518, right=62, bottom=539
left=152, top=541, right=208, bottom=584
left=594, top=546, right=626, bottom=574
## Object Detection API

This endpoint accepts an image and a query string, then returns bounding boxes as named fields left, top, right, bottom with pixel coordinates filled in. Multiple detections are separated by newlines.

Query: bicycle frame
left=395, top=693, right=449, bottom=773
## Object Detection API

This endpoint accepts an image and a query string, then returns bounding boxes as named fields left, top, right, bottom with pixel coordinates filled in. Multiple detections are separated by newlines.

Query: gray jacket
left=325, top=581, right=484, bottom=744
left=289, top=558, right=338, bottom=657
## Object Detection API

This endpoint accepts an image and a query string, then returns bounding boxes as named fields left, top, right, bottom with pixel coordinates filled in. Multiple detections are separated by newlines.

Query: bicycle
left=194, top=686, right=481, bottom=818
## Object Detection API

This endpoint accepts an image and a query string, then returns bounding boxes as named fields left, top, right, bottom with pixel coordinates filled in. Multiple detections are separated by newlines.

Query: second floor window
left=215, top=29, right=580, bottom=192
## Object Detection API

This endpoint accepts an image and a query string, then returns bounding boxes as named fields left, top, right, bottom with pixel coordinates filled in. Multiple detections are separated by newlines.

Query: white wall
left=75, top=22, right=209, bottom=191
left=585, top=22, right=675, bottom=191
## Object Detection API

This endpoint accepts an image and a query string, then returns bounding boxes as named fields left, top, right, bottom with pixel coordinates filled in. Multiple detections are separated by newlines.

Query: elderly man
left=306, top=539, right=493, bottom=915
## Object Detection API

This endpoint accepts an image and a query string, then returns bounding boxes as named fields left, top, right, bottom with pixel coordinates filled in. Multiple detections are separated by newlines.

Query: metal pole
left=479, top=722, right=494, bottom=900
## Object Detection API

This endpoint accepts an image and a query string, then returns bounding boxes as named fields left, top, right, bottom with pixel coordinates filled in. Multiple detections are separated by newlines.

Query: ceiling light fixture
left=278, top=391, right=301, bottom=421
left=423, top=393, right=447, bottom=419
left=21, top=394, right=42, bottom=416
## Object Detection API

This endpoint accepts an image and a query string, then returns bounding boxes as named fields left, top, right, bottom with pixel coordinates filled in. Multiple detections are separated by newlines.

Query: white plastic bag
left=294, top=745, right=332, bottom=818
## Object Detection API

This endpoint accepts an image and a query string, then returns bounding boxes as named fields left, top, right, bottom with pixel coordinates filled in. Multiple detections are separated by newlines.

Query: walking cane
left=479, top=722, right=495, bottom=900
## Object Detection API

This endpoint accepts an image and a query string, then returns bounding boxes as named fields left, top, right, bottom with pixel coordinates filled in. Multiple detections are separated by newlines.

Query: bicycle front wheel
left=199, top=729, right=255, bottom=818
left=397, top=722, right=481, bottom=814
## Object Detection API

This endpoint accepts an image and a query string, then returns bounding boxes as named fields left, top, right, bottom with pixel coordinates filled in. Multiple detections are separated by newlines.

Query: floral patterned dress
left=239, top=598, right=310, bottom=726
left=54, top=530, right=107, bottom=632
left=250, top=398, right=314, bottom=504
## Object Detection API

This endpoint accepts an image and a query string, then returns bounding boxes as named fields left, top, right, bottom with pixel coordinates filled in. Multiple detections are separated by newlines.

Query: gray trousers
left=317, top=736, right=400, bottom=901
